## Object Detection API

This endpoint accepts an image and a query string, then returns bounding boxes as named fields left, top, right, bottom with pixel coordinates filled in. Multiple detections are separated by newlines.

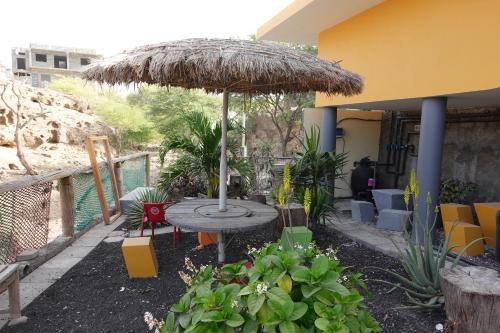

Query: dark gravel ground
left=1, top=224, right=446, bottom=333
left=460, top=248, right=500, bottom=271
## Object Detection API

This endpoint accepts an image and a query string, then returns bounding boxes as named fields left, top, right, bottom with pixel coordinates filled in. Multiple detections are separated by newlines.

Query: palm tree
left=159, top=111, right=241, bottom=198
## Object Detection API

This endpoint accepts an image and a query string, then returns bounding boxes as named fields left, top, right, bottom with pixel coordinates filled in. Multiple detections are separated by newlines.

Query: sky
left=0, top=0, right=293, bottom=68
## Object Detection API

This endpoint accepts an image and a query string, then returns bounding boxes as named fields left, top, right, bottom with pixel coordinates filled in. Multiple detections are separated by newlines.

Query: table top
left=165, top=199, right=278, bottom=233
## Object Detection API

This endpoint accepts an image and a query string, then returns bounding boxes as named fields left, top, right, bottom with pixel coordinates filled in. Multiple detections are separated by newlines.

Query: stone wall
left=376, top=107, right=500, bottom=202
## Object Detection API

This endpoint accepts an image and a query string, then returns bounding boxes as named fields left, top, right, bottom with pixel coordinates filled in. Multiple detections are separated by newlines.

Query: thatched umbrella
left=83, top=38, right=363, bottom=211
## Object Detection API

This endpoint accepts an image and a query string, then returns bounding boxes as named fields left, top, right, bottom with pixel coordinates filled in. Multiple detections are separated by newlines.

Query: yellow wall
left=316, top=0, right=500, bottom=107
left=304, top=109, right=383, bottom=197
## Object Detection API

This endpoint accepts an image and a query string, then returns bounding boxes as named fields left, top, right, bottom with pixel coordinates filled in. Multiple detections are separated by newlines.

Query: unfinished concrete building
left=11, top=44, right=102, bottom=87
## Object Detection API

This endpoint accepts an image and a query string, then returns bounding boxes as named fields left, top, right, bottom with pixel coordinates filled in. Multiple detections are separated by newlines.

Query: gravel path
left=1, top=224, right=446, bottom=333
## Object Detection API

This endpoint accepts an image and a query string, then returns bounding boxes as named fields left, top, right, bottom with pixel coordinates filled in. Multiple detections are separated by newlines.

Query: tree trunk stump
left=273, top=203, right=307, bottom=238
left=440, top=265, right=500, bottom=333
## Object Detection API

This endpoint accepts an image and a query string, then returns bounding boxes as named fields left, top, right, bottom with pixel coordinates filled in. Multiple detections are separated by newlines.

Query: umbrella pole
left=219, top=89, right=229, bottom=212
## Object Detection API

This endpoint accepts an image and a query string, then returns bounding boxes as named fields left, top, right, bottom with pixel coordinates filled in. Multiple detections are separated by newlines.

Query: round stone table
left=165, top=199, right=278, bottom=263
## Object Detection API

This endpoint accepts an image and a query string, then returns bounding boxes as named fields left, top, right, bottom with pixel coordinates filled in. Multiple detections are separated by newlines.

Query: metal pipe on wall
left=382, top=110, right=500, bottom=190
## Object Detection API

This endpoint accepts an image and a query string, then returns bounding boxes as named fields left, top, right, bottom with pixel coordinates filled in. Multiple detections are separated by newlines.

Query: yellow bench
left=473, top=202, right=500, bottom=248
left=443, top=221, right=484, bottom=256
left=122, top=237, right=158, bottom=278
left=440, top=203, right=473, bottom=226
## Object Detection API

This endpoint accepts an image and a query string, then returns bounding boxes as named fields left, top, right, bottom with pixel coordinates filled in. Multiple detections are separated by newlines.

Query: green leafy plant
left=373, top=170, right=484, bottom=310
left=157, top=155, right=207, bottom=198
left=126, top=187, right=169, bottom=229
left=159, top=111, right=250, bottom=199
left=292, top=126, right=348, bottom=224
left=145, top=242, right=380, bottom=332
left=439, top=178, right=478, bottom=205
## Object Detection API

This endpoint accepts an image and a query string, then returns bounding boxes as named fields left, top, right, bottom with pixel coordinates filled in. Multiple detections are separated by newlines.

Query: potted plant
left=279, top=163, right=313, bottom=250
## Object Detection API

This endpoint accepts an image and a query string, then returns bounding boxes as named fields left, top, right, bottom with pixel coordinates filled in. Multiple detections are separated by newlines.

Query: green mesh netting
left=71, top=157, right=145, bottom=232
left=122, top=156, right=146, bottom=192
left=72, top=166, right=115, bottom=232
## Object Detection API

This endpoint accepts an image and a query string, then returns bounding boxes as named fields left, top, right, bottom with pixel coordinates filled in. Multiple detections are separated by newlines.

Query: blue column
left=321, top=107, right=337, bottom=201
left=321, top=106, right=337, bottom=153
left=413, top=97, right=447, bottom=243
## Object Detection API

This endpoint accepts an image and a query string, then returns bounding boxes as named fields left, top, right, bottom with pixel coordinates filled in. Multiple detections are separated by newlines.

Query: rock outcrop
left=0, top=80, right=113, bottom=181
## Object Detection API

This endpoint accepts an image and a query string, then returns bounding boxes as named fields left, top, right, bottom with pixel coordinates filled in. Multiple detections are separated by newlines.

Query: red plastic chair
left=140, top=201, right=181, bottom=248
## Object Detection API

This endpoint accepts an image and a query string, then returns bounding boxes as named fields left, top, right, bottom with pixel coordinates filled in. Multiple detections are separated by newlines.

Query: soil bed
left=2, top=224, right=446, bottom=333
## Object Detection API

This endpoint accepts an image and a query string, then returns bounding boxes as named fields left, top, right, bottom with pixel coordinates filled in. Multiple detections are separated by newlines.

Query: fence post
left=145, top=154, right=151, bottom=187
left=114, top=162, right=123, bottom=197
left=59, top=176, right=75, bottom=237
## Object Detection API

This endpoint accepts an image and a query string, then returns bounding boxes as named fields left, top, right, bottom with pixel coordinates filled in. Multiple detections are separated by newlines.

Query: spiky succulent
left=127, top=187, right=170, bottom=229
left=373, top=170, right=484, bottom=310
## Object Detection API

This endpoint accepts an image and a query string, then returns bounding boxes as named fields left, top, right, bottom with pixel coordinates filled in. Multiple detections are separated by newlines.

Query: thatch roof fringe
left=83, top=38, right=363, bottom=96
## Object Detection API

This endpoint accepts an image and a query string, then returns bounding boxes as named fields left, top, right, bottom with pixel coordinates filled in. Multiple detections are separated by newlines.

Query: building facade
left=257, top=0, right=500, bottom=231
left=11, top=44, right=102, bottom=87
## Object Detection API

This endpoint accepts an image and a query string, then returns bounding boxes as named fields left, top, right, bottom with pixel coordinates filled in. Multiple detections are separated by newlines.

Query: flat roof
left=330, top=88, right=500, bottom=111
left=256, top=0, right=384, bottom=45
left=29, top=44, right=98, bottom=56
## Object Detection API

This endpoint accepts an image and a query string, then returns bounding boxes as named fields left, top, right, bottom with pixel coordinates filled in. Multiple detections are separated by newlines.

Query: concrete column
left=321, top=106, right=337, bottom=153
left=413, top=97, right=447, bottom=243
left=321, top=106, right=337, bottom=202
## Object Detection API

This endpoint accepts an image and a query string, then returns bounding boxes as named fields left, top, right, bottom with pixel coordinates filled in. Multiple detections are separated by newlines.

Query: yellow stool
left=122, top=237, right=158, bottom=278
left=473, top=202, right=500, bottom=248
left=443, top=221, right=484, bottom=256
left=440, top=203, right=473, bottom=227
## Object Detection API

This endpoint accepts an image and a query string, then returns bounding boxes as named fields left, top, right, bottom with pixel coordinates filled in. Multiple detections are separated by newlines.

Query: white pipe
left=242, top=112, right=247, bottom=157
left=219, top=89, right=229, bottom=211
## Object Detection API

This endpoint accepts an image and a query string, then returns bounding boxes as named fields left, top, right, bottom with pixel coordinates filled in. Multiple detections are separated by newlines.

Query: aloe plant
left=127, top=187, right=169, bottom=229
left=373, top=169, right=484, bottom=310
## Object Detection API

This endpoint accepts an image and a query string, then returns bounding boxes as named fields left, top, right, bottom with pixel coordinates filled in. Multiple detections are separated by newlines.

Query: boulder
left=23, top=131, right=43, bottom=148
left=0, top=133, right=15, bottom=147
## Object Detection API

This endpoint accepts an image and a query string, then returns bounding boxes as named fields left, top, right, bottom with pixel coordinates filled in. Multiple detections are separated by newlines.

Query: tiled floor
left=329, top=200, right=408, bottom=258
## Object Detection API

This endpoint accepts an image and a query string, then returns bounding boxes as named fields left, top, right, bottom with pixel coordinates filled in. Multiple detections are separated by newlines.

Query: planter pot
left=249, top=194, right=266, bottom=204
left=273, top=204, right=307, bottom=239
left=281, top=226, right=312, bottom=250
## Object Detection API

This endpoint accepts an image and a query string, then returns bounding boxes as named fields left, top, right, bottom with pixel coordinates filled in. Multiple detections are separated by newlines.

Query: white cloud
left=0, top=0, right=292, bottom=68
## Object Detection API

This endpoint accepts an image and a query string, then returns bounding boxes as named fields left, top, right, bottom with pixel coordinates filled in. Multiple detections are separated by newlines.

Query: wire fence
left=0, top=182, right=52, bottom=264
left=0, top=153, right=149, bottom=264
